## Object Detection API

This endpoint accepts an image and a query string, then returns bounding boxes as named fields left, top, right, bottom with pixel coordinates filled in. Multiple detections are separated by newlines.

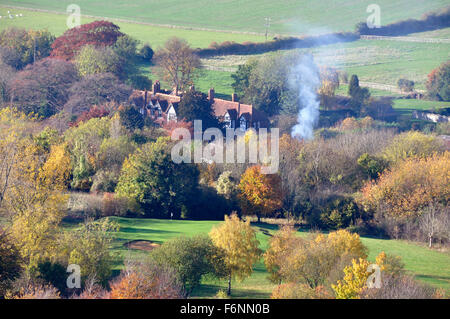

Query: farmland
left=1, top=0, right=449, bottom=34
left=0, top=6, right=266, bottom=49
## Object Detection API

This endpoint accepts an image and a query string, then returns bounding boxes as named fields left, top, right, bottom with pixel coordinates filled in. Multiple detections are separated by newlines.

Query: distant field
left=1, top=0, right=448, bottom=35
left=0, top=7, right=265, bottom=49
left=408, top=27, right=450, bottom=39
left=295, top=40, right=450, bottom=90
left=392, top=99, right=450, bottom=117
left=105, top=217, right=450, bottom=298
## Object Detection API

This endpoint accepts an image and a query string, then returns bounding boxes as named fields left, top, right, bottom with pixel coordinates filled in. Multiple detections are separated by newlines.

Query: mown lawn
left=105, top=217, right=450, bottom=298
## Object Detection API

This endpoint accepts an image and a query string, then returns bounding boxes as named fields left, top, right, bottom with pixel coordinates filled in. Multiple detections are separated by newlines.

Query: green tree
left=231, top=59, right=257, bottom=99
left=119, top=105, right=144, bottom=131
left=74, top=45, right=121, bottom=78
left=116, top=137, right=199, bottom=218
left=0, top=27, right=55, bottom=69
left=58, top=218, right=119, bottom=286
left=176, top=90, right=220, bottom=129
left=149, top=235, right=226, bottom=296
left=357, top=153, right=387, bottom=179
left=139, top=43, right=154, bottom=61
left=113, top=35, right=140, bottom=79
left=348, top=74, right=370, bottom=114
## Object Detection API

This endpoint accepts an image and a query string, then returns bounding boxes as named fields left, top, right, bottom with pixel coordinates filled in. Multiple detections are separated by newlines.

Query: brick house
left=129, top=81, right=269, bottom=130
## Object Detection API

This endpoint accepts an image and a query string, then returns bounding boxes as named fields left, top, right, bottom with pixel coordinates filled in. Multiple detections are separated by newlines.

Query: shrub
left=271, top=283, right=331, bottom=299
left=110, top=259, right=183, bottom=299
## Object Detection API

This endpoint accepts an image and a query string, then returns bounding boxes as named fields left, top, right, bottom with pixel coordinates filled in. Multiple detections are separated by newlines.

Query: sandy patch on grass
left=124, top=240, right=160, bottom=251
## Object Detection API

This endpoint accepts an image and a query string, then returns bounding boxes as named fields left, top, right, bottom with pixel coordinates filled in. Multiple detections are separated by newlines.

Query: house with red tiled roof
left=208, top=89, right=269, bottom=130
left=129, top=81, right=269, bottom=130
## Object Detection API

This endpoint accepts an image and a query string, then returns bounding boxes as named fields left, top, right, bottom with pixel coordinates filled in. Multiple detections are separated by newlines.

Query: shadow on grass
left=118, top=226, right=176, bottom=235
left=191, top=284, right=271, bottom=299
left=415, top=274, right=450, bottom=283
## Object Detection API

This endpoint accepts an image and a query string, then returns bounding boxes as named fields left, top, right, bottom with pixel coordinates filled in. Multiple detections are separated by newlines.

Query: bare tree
left=419, top=203, right=449, bottom=248
left=154, top=37, right=201, bottom=95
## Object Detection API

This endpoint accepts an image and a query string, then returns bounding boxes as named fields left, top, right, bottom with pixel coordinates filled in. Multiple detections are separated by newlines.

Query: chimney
left=231, top=93, right=238, bottom=102
left=152, top=81, right=160, bottom=94
left=208, top=88, right=215, bottom=101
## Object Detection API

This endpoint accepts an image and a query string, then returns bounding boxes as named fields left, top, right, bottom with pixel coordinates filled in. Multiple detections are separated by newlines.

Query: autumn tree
left=332, top=258, right=371, bottom=299
left=360, top=152, right=449, bottom=218
left=382, top=131, right=444, bottom=165
left=209, top=214, right=262, bottom=296
left=0, top=228, right=22, bottom=297
left=64, top=73, right=132, bottom=115
left=332, top=251, right=405, bottom=299
left=154, top=37, right=201, bottom=94
left=50, top=21, right=123, bottom=61
left=110, top=259, right=183, bottom=299
left=318, top=66, right=339, bottom=110
left=0, top=62, right=15, bottom=105
left=397, top=78, right=415, bottom=92
left=5, top=140, right=69, bottom=268
left=0, top=27, right=54, bottom=69
left=279, top=230, right=367, bottom=288
left=216, top=171, right=238, bottom=202
left=264, top=226, right=299, bottom=284
left=238, top=166, right=283, bottom=222
left=418, top=204, right=449, bottom=248
left=426, top=61, right=450, bottom=101
left=10, top=58, right=79, bottom=118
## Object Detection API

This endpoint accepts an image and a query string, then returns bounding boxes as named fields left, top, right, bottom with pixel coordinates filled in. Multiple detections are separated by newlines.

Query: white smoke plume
left=290, top=54, right=321, bottom=140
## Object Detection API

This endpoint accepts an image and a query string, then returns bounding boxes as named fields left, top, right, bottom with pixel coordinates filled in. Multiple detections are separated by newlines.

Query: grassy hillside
left=0, top=7, right=265, bottom=49
left=1, top=0, right=448, bottom=34
left=105, top=217, right=450, bottom=298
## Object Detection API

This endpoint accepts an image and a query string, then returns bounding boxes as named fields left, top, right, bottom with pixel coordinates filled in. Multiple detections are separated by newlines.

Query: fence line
left=360, top=35, right=450, bottom=44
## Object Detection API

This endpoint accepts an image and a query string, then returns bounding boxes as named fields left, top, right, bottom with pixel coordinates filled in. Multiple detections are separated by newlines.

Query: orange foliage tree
left=238, top=165, right=283, bottom=222
left=110, top=261, right=183, bottom=299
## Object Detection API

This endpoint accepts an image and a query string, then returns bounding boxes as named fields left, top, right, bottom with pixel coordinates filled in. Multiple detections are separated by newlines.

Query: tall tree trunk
left=227, top=274, right=232, bottom=296
left=429, top=235, right=433, bottom=249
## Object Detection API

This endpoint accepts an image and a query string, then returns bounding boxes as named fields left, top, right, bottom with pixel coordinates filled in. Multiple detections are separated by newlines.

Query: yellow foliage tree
left=209, top=214, right=262, bottom=296
left=238, top=165, right=283, bottom=222
left=279, top=229, right=367, bottom=288
left=382, top=131, right=444, bottom=165
left=360, top=152, right=449, bottom=218
left=264, top=226, right=299, bottom=284
left=315, top=229, right=368, bottom=260
left=332, top=251, right=389, bottom=299
left=332, top=258, right=371, bottom=299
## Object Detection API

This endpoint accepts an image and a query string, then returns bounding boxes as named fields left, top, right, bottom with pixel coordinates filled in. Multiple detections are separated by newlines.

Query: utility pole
left=33, top=36, right=36, bottom=63
left=264, top=17, right=271, bottom=41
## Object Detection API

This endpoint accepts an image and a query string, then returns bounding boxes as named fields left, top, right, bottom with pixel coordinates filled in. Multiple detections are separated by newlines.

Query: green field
left=1, top=0, right=448, bottom=35
left=0, top=6, right=265, bottom=49
left=106, top=217, right=450, bottom=298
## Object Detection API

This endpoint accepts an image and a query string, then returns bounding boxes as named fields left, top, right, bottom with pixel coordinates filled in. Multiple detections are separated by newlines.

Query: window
left=240, top=117, right=247, bottom=130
